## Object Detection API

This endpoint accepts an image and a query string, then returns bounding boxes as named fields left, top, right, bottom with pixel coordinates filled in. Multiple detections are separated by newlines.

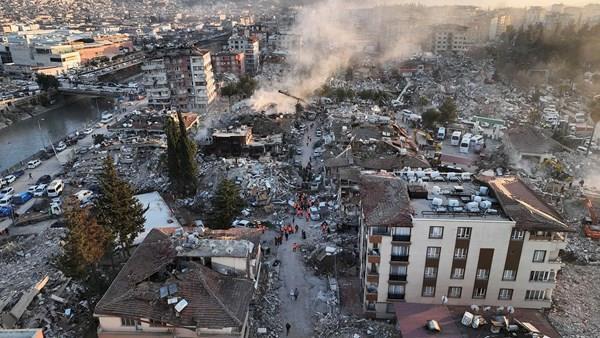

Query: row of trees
left=421, top=97, right=458, bottom=129
left=220, top=75, right=258, bottom=101
left=316, top=84, right=391, bottom=104
left=166, top=111, right=198, bottom=196
left=59, top=156, right=146, bottom=285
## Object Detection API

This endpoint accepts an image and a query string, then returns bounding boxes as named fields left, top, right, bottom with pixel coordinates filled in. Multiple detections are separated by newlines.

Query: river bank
left=0, top=96, right=113, bottom=172
left=0, top=94, right=72, bottom=131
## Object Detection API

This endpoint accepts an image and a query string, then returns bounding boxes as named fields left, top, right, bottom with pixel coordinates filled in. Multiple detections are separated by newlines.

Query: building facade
left=227, top=35, right=260, bottom=75
left=431, top=24, right=472, bottom=54
left=211, top=50, right=245, bottom=78
left=359, top=173, right=571, bottom=319
left=142, top=47, right=216, bottom=113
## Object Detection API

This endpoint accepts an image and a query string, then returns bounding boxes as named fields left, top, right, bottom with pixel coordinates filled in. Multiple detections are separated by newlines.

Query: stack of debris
left=0, top=229, right=90, bottom=337
left=313, top=312, right=396, bottom=338
left=248, top=261, right=282, bottom=337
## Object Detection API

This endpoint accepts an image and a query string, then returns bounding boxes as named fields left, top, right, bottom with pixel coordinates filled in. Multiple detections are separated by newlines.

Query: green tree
left=36, top=74, right=59, bottom=91
left=95, top=155, right=146, bottom=257
left=175, top=111, right=198, bottom=195
left=58, top=199, right=109, bottom=279
left=165, top=112, right=198, bottom=195
left=421, top=108, right=440, bottom=129
left=208, top=179, right=245, bottom=229
left=438, top=97, right=458, bottom=123
left=221, top=82, right=238, bottom=106
left=237, top=75, right=257, bottom=97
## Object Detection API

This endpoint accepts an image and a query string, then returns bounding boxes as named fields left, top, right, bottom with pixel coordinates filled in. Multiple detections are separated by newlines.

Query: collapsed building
left=358, top=171, right=573, bottom=319
left=94, top=228, right=262, bottom=337
left=207, top=126, right=283, bottom=156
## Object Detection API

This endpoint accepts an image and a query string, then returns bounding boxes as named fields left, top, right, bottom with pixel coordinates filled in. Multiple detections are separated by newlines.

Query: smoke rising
left=249, top=0, right=424, bottom=112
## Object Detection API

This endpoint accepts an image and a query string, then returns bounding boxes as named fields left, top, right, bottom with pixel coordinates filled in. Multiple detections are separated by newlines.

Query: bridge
left=58, top=83, right=139, bottom=97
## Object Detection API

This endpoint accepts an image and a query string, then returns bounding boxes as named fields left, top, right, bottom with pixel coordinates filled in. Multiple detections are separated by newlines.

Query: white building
left=227, top=35, right=260, bottom=75
left=142, top=47, right=216, bottom=112
left=7, top=33, right=81, bottom=70
left=358, top=172, right=572, bottom=319
left=489, top=15, right=512, bottom=40
left=431, top=24, right=472, bottom=54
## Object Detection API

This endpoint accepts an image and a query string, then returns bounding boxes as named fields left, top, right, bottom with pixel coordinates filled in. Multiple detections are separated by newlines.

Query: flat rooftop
left=408, top=180, right=509, bottom=221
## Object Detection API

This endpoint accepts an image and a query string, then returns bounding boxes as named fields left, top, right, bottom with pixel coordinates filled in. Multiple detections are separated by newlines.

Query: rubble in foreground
left=547, top=263, right=600, bottom=338
left=314, top=312, right=397, bottom=338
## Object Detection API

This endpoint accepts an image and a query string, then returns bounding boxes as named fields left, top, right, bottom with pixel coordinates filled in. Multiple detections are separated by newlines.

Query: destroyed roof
left=355, top=155, right=430, bottom=170
left=477, top=175, right=573, bottom=232
left=0, top=329, right=44, bottom=338
left=360, top=173, right=413, bottom=227
left=177, top=238, right=255, bottom=258
left=505, top=126, right=566, bottom=155
left=134, top=191, right=183, bottom=245
left=95, top=229, right=254, bottom=329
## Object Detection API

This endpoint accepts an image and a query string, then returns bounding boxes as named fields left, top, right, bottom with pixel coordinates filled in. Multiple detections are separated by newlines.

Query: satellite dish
left=507, top=306, right=515, bottom=314
left=441, top=295, right=448, bottom=304
left=470, top=304, right=480, bottom=312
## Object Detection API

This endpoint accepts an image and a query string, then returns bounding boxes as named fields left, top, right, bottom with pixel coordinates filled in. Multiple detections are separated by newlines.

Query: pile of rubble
left=547, top=263, right=600, bottom=337
left=564, top=234, right=600, bottom=264
left=0, top=229, right=91, bottom=337
left=313, top=312, right=397, bottom=338
left=248, top=261, right=282, bottom=338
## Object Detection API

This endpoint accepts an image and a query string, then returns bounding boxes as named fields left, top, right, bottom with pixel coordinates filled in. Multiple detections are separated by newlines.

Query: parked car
left=27, top=185, right=38, bottom=193
left=0, top=178, right=6, bottom=188
left=0, top=206, right=13, bottom=217
left=0, top=194, right=13, bottom=207
left=11, top=169, right=25, bottom=178
left=4, top=175, right=16, bottom=184
left=55, top=142, right=67, bottom=152
left=27, top=159, right=42, bottom=169
left=74, top=189, right=94, bottom=204
left=12, top=192, right=33, bottom=205
left=0, top=186, right=15, bottom=197
left=33, top=184, right=47, bottom=197
left=83, top=128, right=94, bottom=135
left=36, top=175, right=52, bottom=185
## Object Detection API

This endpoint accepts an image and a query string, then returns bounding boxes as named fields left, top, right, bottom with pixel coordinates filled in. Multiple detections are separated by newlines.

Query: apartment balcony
left=389, top=274, right=407, bottom=282
left=371, top=227, right=390, bottom=236
left=390, top=255, right=409, bottom=262
left=392, top=235, right=411, bottom=242
left=387, top=293, right=405, bottom=300
left=367, top=249, right=381, bottom=264
left=548, top=257, right=562, bottom=264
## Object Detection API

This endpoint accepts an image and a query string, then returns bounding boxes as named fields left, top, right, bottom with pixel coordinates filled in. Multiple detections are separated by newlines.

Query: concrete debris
left=0, top=229, right=90, bottom=337
left=313, top=312, right=396, bottom=338
left=248, top=261, right=282, bottom=337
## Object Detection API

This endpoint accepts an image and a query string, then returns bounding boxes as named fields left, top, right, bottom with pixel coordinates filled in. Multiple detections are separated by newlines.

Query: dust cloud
left=249, top=0, right=424, bottom=112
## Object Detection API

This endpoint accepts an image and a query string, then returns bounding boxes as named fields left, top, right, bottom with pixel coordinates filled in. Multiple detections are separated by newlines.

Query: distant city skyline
left=372, top=0, right=595, bottom=8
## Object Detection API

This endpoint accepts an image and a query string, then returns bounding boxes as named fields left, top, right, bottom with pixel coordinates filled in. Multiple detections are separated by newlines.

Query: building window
left=457, top=227, right=472, bottom=239
left=454, top=247, right=467, bottom=259
left=371, top=226, right=389, bottom=235
left=366, top=302, right=376, bottom=311
left=511, top=229, right=525, bottom=240
left=530, top=270, right=554, bottom=282
left=426, top=247, right=441, bottom=258
left=386, top=303, right=396, bottom=313
left=424, top=267, right=437, bottom=278
left=388, top=284, right=405, bottom=299
left=525, top=290, right=547, bottom=300
left=422, top=286, right=435, bottom=297
left=448, top=287, right=462, bottom=298
left=390, top=265, right=407, bottom=276
left=498, top=289, right=513, bottom=300
left=476, top=268, right=489, bottom=280
left=502, top=270, right=516, bottom=281
left=429, top=226, right=444, bottom=239
left=472, top=288, right=487, bottom=299
left=392, top=245, right=409, bottom=258
left=121, top=318, right=138, bottom=327
left=533, top=250, right=546, bottom=263
left=451, top=268, right=465, bottom=279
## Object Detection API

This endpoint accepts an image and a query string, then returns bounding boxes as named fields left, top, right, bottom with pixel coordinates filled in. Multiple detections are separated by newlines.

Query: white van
left=47, top=179, right=64, bottom=197
left=471, top=135, right=484, bottom=152
left=451, top=131, right=462, bottom=146
left=101, top=113, right=113, bottom=123
left=460, top=136, right=471, bottom=153
left=437, top=127, right=446, bottom=140
left=27, top=159, right=42, bottom=169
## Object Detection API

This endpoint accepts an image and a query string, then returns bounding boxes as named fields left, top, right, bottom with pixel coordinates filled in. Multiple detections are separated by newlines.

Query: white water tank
left=479, top=186, right=489, bottom=195
left=448, top=199, right=460, bottom=207
left=480, top=200, right=492, bottom=209
left=473, top=196, right=483, bottom=203
left=432, top=197, right=443, bottom=207
left=466, top=202, right=480, bottom=212
left=432, top=186, right=441, bottom=195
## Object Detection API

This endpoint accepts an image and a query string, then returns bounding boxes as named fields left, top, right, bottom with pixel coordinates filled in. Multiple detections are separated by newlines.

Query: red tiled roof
left=360, top=173, right=413, bottom=227
left=95, top=229, right=254, bottom=329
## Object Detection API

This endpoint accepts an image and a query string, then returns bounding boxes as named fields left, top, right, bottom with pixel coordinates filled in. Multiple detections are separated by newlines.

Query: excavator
left=277, top=90, right=317, bottom=120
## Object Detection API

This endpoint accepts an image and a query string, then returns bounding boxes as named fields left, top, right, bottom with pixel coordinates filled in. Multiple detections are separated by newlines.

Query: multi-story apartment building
left=358, top=172, right=572, bottom=319
left=142, top=47, right=217, bottom=113
left=227, top=35, right=260, bottom=75
left=489, top=14, right=512, bottom=40
left=431, top=24, right=472, bottom=54
left=211, top=50, right=245, bottom=78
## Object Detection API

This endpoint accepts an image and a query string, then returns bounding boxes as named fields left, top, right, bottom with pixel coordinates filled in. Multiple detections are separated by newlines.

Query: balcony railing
left=391, top=255, right=409, bottom=262
left=389, top=274, right=407, bottom=281
left=368, top=269, right=379, bottom=276
left=388, top=293, right=405, bottom=300
left=371, top=227, right=390, bottom=236
left=392, top=235, right=411, bottom=242
left=369, top=249, right=380, bottom=256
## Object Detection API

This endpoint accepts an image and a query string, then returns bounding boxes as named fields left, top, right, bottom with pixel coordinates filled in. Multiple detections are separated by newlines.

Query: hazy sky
left=373, top=0, right=595, bottom=8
